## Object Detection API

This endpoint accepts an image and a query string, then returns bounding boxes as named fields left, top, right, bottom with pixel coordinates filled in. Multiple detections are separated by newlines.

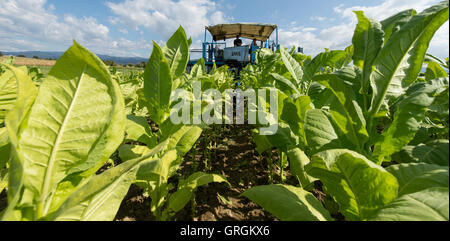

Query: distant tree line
left=102, top=60, right=146, bottom=69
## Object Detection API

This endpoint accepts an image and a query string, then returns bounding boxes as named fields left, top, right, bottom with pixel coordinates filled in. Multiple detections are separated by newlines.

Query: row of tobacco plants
left=0, top=1, right=449, bottom=221
left=0, top=25, right=235, bottom=220
left=240, top=1, right=449, bottom=220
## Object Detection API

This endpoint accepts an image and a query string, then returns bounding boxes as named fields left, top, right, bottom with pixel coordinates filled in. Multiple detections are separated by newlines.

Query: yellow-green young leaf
left=386, top=163, right=449, bottom=196
left=352, top=11, right=384, bottom=95
left=425, top=61, right=448, bottom=81
left=143, top=41, right=173, bottom=125
left=168, top=172, right=229, bottom=213
left=306, top=149, right=399, bottom=220
left=369, top=1, right=449, bottom=117
left=373, top=78, right=449, bottom=163
left=189, top=58, right=205, bottom=78
left=15, top=41, right=125, bottom=217
left=162, top=26, right=189, bottom=80
left=371, top=187, right=449, bottom=221
left=242, top=184, right=333, bottom=221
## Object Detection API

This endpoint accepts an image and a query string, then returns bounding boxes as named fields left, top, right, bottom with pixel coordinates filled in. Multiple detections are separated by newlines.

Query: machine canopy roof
left=206, top=23, right=277, bottom=42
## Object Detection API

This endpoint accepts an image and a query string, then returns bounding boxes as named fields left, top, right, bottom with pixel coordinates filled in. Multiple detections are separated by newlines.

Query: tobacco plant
left=0, top=26, right=229, bottom=221
left=243, top=1, right=449, bottom=221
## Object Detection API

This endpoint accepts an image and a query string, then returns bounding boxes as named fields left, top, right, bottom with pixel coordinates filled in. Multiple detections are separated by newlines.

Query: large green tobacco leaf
left=162, top=26, right=189, bottom=80
left=0, top=128, right=9, bottom=170
left=315, top=74, right=368, bottom=151
left=287, top=148, right=316, bottom=188
left=262, top=122, right=299, bottom=149
left=270, top=73, right=300, bottom=96
left=45, top=142, right=169, bottom=221
left=167, top=172, right=229, bottom=213
left=281, top=96, right=313, bottom=148
left=280, top=47, right=303, bottom=89
left=242, top=184, right=333, bottom=221
left=373, top=77, right=449, bottom=163
left=125, top=115, right=157, bottom=147
left=144, top=41, right=173, bottom=125
left=352, top=11, right=384, bottom=95
left=371, top=187, right=449, bottom=221
left=394, top=140, right=449, bottom=166
left=1, top=65, right=38, bottom=221
left=306, top=149, right=398, bottom=220
left=303, top=50, right=347, bottom=86
left=0, top=68, right=17, bottom=125
left=304, top=109, right=341, bottom=153
left=386, top=163, right=448, bottom=196
left=368, top=1, right=449, bottom=117
left=0, top=67, right=16, bottom=168
left=14, top=42, right=125, bottom=217
left=308, top=83, right=334, bottom=109
left=380, top=9, right=417, bottom=43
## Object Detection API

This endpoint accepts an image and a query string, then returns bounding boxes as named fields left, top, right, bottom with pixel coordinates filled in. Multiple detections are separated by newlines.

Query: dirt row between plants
left=115, top=124, right=287, bottom=221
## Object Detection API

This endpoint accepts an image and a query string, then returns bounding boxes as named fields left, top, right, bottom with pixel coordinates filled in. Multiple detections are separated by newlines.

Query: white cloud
left=279, top=0, right=448, bottom=58
left=310, top=16, right=327, bottom=21
left=118, top=28, right=129, bottom=34
left=0, top=0, right=152, bottom=57
left=333, top=0, right=439, bottom=20
left=106, top=0, right=229, bottom=39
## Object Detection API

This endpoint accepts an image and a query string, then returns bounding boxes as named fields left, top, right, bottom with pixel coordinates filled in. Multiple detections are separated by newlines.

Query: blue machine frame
left=188, top=24, right=279, bottom=68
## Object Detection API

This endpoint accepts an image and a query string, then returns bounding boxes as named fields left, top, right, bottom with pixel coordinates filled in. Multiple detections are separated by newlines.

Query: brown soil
left=115, top=124, right=293, bottom=221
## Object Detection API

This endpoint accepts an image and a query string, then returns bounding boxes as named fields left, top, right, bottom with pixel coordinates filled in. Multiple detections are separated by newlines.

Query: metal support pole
left=202, top=43, right=206, bottom=60
left=276, top=27, right=279, bottom=50
left=203, top=28, right=207, bottom=60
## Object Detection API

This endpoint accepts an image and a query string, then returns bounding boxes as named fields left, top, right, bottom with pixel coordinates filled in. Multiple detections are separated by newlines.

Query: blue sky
left=0, top=0, right=448, bottom=58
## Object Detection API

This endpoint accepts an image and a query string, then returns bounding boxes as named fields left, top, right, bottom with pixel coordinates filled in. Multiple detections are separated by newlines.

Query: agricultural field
left=0, top=1, right=449, bottom=222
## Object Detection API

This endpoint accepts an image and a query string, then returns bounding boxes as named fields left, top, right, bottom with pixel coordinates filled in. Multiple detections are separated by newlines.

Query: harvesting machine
left=187, top=23, right=281, bottom=77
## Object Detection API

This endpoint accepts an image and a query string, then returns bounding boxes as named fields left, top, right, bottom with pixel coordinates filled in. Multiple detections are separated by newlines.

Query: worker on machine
left=234, top=35, right=242, bottom=46
left=250, top=38, right=259, bottom=63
